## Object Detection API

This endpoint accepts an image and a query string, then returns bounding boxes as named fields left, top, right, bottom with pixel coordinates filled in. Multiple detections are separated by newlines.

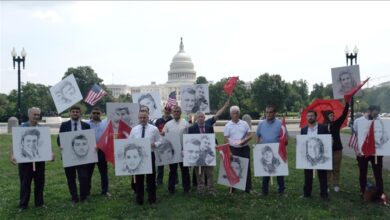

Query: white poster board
left=253, top=143, right=289, bottom=177
left=114, top=138, right=152, bottom=176
left=106, top=102, right=139, bottom=133
left=331, top=65, right=361, bottom=99
left=296, top=134, right=332, bottom=170
left=155, top=132, right=183, bottom=166
left=12, top=127, right=52, bottom=163
left=183, top=133, right=216, bottom=166
left=49, top=74, right=83, bottom=113
left=132, top=92, right=162, bottom=120
left=60, top=129, right=98, bottom=167
left=357, top=118, right=390, bottom=156
left=217, top=155, right=248, bottom=191
left=180, top=84, right=210, bottom=114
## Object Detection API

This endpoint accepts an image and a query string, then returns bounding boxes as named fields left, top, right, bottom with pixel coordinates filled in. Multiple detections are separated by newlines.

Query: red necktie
left=200, top=126, right=205, bottom=134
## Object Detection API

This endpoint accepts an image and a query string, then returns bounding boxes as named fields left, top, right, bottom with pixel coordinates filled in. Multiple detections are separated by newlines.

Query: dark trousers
left=230, top=145, right=252, bottom=192
left=262, top=176, right=285, bottom=194
left=18, top=162, right=45, bottom=208
left=135, top=152, right=156, bottom=204
left=357, top=155, right=383, bottom=198
left=90, top=150, right=109, bottom=193
left=64, top=164, right=91, bottom=202
left=304, top=169, right=328, bottom=198
left=156, top=165, right=164, bottom=184
left=168, top=162, right=190, bottom=193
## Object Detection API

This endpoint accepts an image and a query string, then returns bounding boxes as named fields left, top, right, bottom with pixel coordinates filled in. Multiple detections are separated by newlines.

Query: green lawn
left=1, top=133, right=389, bottom=219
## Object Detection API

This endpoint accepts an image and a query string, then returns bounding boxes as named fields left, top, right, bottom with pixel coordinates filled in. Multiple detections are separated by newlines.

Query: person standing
left=322, top=102, right=349, bottom=193
left=353, top=105, right=385, bottom=201
left=256, top=104, right=288, bottom=196
left=154, top=106, right=173, bottom=185
left=87, top=107, right=111, bottom=197
left=223, top=106, right=253, bottom=193
left=57, top=105, right=92, bottom=203
left=162, top=106, right=191, bottom=194
left=301, top=110, right=330, bottom=200
left=10, top=107, right=54, bottom=211
left=129, top=111, right=161, bottom=205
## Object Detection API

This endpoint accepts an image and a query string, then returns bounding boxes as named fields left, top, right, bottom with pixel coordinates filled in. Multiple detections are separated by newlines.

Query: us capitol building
left=106, top=38, right=197, bottom=106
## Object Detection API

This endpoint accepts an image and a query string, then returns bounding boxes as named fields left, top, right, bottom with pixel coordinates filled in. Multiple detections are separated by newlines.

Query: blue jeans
left=262, top=176, right=285, bottom=194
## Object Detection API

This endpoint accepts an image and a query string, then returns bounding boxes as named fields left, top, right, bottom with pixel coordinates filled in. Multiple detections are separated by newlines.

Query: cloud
left=32, top=10, right=63, bottom=24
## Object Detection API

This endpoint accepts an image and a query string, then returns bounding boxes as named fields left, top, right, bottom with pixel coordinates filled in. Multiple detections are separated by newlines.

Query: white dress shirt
left=224, top=119, right=250, bottom=148
left=307, top=123, right=318, bottom=136
left=129, top=123, right=161, bottom=151
left=71, top=119, right=82, bottom=131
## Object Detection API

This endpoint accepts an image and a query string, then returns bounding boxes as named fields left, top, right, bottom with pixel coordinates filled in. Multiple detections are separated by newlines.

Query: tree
left=195, top=76, right=208, bottom=84
left=116, top=93, right=132, bottom=103
left=285, top=79, right=309, bottom=112
left=309, top=83, right=333, bottom=101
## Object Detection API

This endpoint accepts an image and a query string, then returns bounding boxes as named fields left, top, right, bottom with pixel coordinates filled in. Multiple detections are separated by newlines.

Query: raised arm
left=334, top=102, right=350, bottom=129
left=213, top=96, right=231, bottom=120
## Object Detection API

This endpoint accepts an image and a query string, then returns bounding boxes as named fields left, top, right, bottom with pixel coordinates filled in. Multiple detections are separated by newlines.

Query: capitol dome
left=167, top=38, right=196, bottom=84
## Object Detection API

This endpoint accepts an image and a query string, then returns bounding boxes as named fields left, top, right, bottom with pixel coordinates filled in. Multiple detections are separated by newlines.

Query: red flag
left=224, top=76, right=239, bottom=96
left=117, top=119, right=132, bottom=139
left=97, top=120, right=115, bottom=166
left=278, top=116, right=288, bottom=163
left=362, top=120, right=376, bottom=156
left=216, top=143, right=240, bottom=186
left=344, top=77, right=370, bottom=103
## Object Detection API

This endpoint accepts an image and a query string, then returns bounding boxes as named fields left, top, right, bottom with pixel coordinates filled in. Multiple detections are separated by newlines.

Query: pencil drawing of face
left=181, top=88, right=196, bottom=114
left=261, top=145, right=280, bottom=174
left=156, top=139, right=174, bottom=163
left=72, top=135, right=89, bottom=158
left=123, top=144, right=143, bottom=173
left=305, top=137, right=328, bottom=166
left=338, top=71, right=357, bottom=94
left=138, top=94, right=157, bottom=115
left=230, top=157, right=243, bottom=178
left=56, top=81, right=76, bottom=104
left=184, top=138, right=201, bottom=165
left=20, top=129, right=40, bottom=159
left=375, top=120, right=389, bottom=148
left=114, top=107, right=131, bottom=128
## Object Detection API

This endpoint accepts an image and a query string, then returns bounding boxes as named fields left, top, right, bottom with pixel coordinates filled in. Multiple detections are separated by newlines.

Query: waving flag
left=117, top=119, right=132, bottom=139
left=349, top=127, right=359, bottom=153
left=166, top=91, right=177, bottom=110
left=97, top=120, right=115, bottom=165
left=224, top=76, right=239, bottom=96
left=278, top=116, right=288, bottom=162
left=362, top=120, right=376, bottom=156
left=344, top=78, right=370, bottom=103
left=216, top=143, right=240, bottom=186
left=84, top=84, right=107, bottom=106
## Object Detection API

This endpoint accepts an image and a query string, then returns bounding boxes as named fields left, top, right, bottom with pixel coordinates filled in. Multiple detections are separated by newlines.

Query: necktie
left=74, top=122, right=78, bottom=131
left=141, top=126, right=145, bottom=138
left=200, top=126, right=205, bottom=134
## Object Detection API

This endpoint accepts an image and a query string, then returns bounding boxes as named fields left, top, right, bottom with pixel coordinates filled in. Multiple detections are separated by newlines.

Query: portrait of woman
left=305, top=137, right=329, bottom=167
left=260, top=145, right=281, bottom=174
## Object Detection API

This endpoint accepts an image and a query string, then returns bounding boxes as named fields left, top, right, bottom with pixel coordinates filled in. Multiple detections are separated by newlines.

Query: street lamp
left=11, top=47, right=26, bottom=124
left=344, top=45, right=358, bottom=125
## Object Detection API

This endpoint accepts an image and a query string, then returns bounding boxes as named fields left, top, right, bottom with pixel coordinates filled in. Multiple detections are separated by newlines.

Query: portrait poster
left=12, top=127, right=52, bottom=163
left=357, top=118, right=390, bottom=156
left=331, top=65, right=361, bottom=99
left=253, top=143, right=289, bottom=177
left=217, top=155, right=248, bottom=191
left=180, top=84, right=210, bottom=114
left=49, top=74, right=83, bottom=114
left=114, top=138, right=152, bottom=176
left=132, top=92, right=162, bottom=120
left=106, top=102, right=139, bottom=133
left=155, top=132, right=183, bottom=166
left=60, top=129, right=98, bottom=167
left=296, top=134, right=332, bottom=170
left=183, top=133, right=216, bottom=167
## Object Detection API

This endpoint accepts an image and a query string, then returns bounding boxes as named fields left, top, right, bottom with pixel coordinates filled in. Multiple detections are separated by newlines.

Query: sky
left=1, top=1, right=390, bottom=94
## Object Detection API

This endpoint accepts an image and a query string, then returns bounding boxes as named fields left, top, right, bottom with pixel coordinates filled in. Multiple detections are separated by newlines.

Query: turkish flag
left=344, top=77, right=370, bottom=103
left=97, top=120, right=115, bottom=166
left=216, top=143, right=240, bottom=186
left=117, top=119, right=132, bottom=139
left=278, top=116, right=288, bottom=163
left=224, top=76, right=239, bottom=96
left=362, top=120, right=376, bottom=156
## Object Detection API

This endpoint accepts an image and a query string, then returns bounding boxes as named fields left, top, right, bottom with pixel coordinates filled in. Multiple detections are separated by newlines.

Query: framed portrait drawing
left=60, top=129, right=98, bottom=167
left=155, top=132, right=183, bottom=166
left=49, top=74, right=83, bottom=114
left=253, top=143, right=288, bottom=177
left=296, top=134, right=332, bottom=170
left=106, top=102, right=139, bottom=133
left=331, top=65, right=361, bottom=99
left=217, top=155, right=248, bottom=191
left=12, top=127, right=52, bottom=163
left=114, top=138, right=152, bottom=176
left=180, top=84, right=210, bottom=114
left=183, top=133, right=216, bottom=167
left=132, top=92, right=162, bottom=120
left=357, top=119, right=390, bottom=156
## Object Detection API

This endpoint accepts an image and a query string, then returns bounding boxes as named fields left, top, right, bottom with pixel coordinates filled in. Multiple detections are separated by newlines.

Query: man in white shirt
left=162, top=106, right=191, bottom=194
left=223, top=106, right=253, bottom=193
left=129, top=111, right=161, bottom=205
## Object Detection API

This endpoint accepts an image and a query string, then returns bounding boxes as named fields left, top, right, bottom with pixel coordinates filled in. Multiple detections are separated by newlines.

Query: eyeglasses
left=92, top=112, right=101, bottom=115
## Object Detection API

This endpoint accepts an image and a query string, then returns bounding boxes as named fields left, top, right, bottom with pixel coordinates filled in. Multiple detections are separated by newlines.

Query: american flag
left=84, top=84, right=107, bottom=106
left=166, top=91, right=177, bottom=109
left=349, top=127, right=359, bottom=153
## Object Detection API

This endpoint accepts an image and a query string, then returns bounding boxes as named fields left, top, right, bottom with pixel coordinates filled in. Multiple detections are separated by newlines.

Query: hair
left=69, top=105, right=81, bottom=112
left=21, top=129, right=40, bottom=143
left=116, top=107, right=130, bottom=114
left=59, top=81, right=74, bottom=93
left=230, top=105, right=240, bottom=114
left=195, top=111, right=205, bottom=119
left=265, top=104, right=277, bottom=113
left=307, top=109, right=317, bottom=117
left=195, top=84, right=204, bottom=90
left=156, top=139, right=175, bottom=162
left=28, top=107, right=41, bottom=115
left=71, top=134, right=87, bottom=147
left=92, top=106, right=102, bottom=112
left=322, top=110, right=334, bottom=124
left=172, top=106, right=181, bottom=112
left=123, top=143, right=144, bottom=172
left=338, top=71, right=352, bottom=82
left=305, top=137, right=325, bottom=166
left=182, top=87, right=196, bottom=96
left=138, top=93, right=157, bottom=109
left=230, top=157, right=243, bottom=178
left=368, top=105, right=381, bottom=112
left=139, top=105, right=150, bottom=114
left=261, top=145, right=280, bottom=173
left=185, top=138, right=201, bottom=146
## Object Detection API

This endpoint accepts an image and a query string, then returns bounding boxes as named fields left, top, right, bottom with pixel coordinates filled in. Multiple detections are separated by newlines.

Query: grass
left=1, top=133, right=390, bottom=219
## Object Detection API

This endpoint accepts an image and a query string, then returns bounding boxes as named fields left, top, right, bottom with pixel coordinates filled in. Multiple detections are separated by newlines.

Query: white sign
left=253, top=143, right=289, bottom=177
left=50, top=74, right=83, bottom=113
left=183, top=133, right=216, bottom=166
left=296, top=134, right=332, bottom=170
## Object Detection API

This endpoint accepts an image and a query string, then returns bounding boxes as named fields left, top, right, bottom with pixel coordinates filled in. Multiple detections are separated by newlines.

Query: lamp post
left=11, top=47, right=26, bottom=124
left=344, top=45, right=358, bottom=125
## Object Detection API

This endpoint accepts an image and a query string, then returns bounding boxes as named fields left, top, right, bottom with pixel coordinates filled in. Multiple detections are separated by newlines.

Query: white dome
left=167, top=38, right=196, bottom=84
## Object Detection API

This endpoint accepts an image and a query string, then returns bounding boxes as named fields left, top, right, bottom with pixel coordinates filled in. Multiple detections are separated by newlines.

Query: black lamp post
left=344, top=45, right=358, bottom=125
left=11, top=47, right=26, bottom=124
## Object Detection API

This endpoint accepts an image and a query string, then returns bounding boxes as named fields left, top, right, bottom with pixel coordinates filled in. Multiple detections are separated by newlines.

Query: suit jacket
left=57, top=120, right=91, bottom=147
left=188, top=123, right=218, bottom=145
left=300, top=123, right=329, bottom=135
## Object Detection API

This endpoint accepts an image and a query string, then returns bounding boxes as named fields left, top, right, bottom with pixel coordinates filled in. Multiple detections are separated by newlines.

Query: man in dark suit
left=301, top=109, right=330, bottom=200
left=57, top=105, right=92, bottom=203
left=188, top=111, right=217, bottom=195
